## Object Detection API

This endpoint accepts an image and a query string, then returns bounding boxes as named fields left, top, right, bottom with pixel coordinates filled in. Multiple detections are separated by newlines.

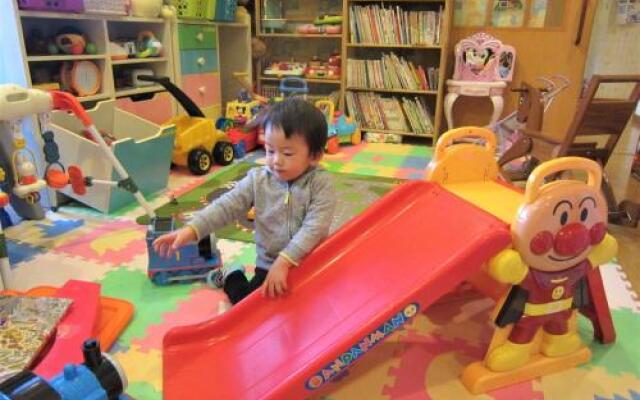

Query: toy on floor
left=221, top=83, right=270, bottom=157
left=0, top=339, right=128, bottom=400
left=146, top=217, right=222, bottom=285
left=224, top=90, right=264, bottom=127
left=137, top=75, right=235, bottom=175
left=423, top=128, right=616, bottom=393
left=488, top=158, right=614, bottom=371
left=462, top=159, right=617, bottom=393
left=315, top=99, right=361, bottom=154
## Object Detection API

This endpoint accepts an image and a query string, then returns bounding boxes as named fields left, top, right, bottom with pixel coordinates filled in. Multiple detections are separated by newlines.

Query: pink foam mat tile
left=132, top=288, right=227, bottom=352
left=51, top=219, right=146, bottom=266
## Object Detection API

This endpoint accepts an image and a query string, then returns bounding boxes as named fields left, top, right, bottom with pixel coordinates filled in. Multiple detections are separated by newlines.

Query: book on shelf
left=347, top=52, right=439, bottom=91
left=349, top=4, right=443, bottom=46
left=346, top=91, right=434, bottom=136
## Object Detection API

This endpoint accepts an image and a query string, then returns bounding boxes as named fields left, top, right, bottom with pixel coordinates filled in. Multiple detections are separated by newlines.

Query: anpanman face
left=512, top=181, right=608, bottom=272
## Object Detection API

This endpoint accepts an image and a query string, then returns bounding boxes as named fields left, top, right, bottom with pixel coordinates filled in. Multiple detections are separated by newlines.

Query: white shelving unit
left=9, top=7, right=176, bottom=105
left=0, top=2, right=179, bottom=210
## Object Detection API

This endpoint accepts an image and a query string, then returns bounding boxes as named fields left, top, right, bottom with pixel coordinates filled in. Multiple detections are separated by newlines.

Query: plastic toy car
left=138, top=76, right=234, bottom=175
left=263, top=62, right=306, bottom=77
left=225, top=98, right=263, bottom=124
left=227, top=127, right=259, bottom=158
left=315, top=99, right=361, bottom=154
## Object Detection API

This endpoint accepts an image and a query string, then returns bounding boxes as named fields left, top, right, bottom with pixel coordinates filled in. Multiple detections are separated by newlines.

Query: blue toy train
left=0, top=339, right=127, bottom=400
left=146, top=216, right=222, bottom=285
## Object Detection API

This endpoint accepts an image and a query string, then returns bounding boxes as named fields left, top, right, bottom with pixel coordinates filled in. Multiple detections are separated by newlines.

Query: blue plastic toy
left=278, top=77, right=309, bottom=98
left=146, top=217, right=223, bottom=285
left=0, top=339, right=127, bottom=400
left=330, top=113, right=360, bottom=144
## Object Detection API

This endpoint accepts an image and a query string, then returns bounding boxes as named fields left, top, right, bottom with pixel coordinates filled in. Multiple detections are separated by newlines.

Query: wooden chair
left=499, top=74, right=640, bottom=227
left=498, top=76, right=569, bottom=181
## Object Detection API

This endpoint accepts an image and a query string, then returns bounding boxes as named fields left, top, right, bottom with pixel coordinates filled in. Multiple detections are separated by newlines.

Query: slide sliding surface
left=163, top=181, right=511, bottom=400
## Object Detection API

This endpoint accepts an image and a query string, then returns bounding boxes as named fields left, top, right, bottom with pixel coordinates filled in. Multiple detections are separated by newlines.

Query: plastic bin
left=18, top=0, right=84, bottom=12
left=83, top=0, right=127, bottom=15
left=172, top=0, right=214, bottom=20
left=213, top=0, right=237, bottom=22
left=49, top=100, right=175, bottom=213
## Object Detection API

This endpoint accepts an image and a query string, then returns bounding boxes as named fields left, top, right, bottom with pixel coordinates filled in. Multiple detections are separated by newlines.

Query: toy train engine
left=0, top=339, right=127, bottom=400
left=146, top=217, right=223, bottom=285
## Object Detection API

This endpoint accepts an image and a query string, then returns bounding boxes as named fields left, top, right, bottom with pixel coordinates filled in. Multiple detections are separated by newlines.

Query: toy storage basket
left=172, top=0, right=214, bottom=20
left=49, top=100, right=175, bottom=213
left=18, top=0, right=84, bottom=12
left=213, top=0, right=237, bottom=22
left=83, top=0, right=127, bottom=15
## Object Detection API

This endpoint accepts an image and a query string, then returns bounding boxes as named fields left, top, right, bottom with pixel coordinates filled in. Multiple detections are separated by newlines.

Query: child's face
left=265, top=125, right=321, bottom=182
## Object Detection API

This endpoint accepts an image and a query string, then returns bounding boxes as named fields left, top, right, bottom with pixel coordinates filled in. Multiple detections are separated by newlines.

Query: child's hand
left=152, top=226, right=197, bottom=258
left=261, top=257, right=292, bottom=298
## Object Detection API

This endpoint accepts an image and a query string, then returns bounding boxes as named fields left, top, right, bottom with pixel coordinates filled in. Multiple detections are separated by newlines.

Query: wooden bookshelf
left=260, top=76, right=341, bottom=85
left=255, top=0, right=345, bottom=99
left=349, top=0, right=444, bottom=3
left=346, top=43, right=441, bottom=49
left=342, top=0, right=454, bottom=141
left=258, top=33, right=343, bottom=39
left=363, top=128, right=434, bottom=138
left=347, top=87, right=438, bottom=95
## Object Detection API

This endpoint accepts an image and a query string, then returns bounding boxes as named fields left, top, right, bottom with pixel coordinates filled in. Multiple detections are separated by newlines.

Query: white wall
left=585, top=0, right=640, bottom=106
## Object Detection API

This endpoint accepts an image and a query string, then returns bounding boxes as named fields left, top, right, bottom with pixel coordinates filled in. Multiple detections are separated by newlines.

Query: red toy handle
left=50, top=91, right=92, bottom=127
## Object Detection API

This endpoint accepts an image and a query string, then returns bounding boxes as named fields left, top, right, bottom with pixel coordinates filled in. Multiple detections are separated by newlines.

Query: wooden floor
left=606, top=115, right=640, bottom=295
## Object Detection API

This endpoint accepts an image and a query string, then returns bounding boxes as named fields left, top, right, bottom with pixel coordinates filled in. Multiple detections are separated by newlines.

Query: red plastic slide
left=163, top=181, right=512, bottom=399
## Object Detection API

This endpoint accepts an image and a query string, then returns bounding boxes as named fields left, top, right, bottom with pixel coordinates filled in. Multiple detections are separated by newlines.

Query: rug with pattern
left=3, top=142, right=639, bottom=400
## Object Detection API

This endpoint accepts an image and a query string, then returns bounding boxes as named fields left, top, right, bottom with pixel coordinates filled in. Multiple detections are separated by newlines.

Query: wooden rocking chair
left=499, top=74, right=640, bottom=227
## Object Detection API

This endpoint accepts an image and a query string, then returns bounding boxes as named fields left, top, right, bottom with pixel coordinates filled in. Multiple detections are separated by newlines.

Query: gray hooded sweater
left=189, top=166, right=336, bottom=270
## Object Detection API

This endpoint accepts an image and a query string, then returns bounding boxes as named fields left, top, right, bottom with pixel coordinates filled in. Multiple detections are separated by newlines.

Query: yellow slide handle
left=434, top=126, right=496, bottom=161
left=524, top=157, right=602, bottom=204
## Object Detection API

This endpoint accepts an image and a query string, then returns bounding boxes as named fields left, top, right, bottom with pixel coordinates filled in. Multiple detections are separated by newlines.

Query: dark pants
left=224, top=268, right=269, bottom=304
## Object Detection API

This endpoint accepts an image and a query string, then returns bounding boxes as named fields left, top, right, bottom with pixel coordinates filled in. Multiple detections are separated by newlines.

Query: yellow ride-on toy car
left=138, top=76, right=234, bottom=175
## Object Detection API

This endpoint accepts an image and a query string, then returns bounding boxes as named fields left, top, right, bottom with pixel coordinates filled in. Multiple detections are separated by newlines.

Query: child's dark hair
left=261, top=98, right=328, bottom=157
